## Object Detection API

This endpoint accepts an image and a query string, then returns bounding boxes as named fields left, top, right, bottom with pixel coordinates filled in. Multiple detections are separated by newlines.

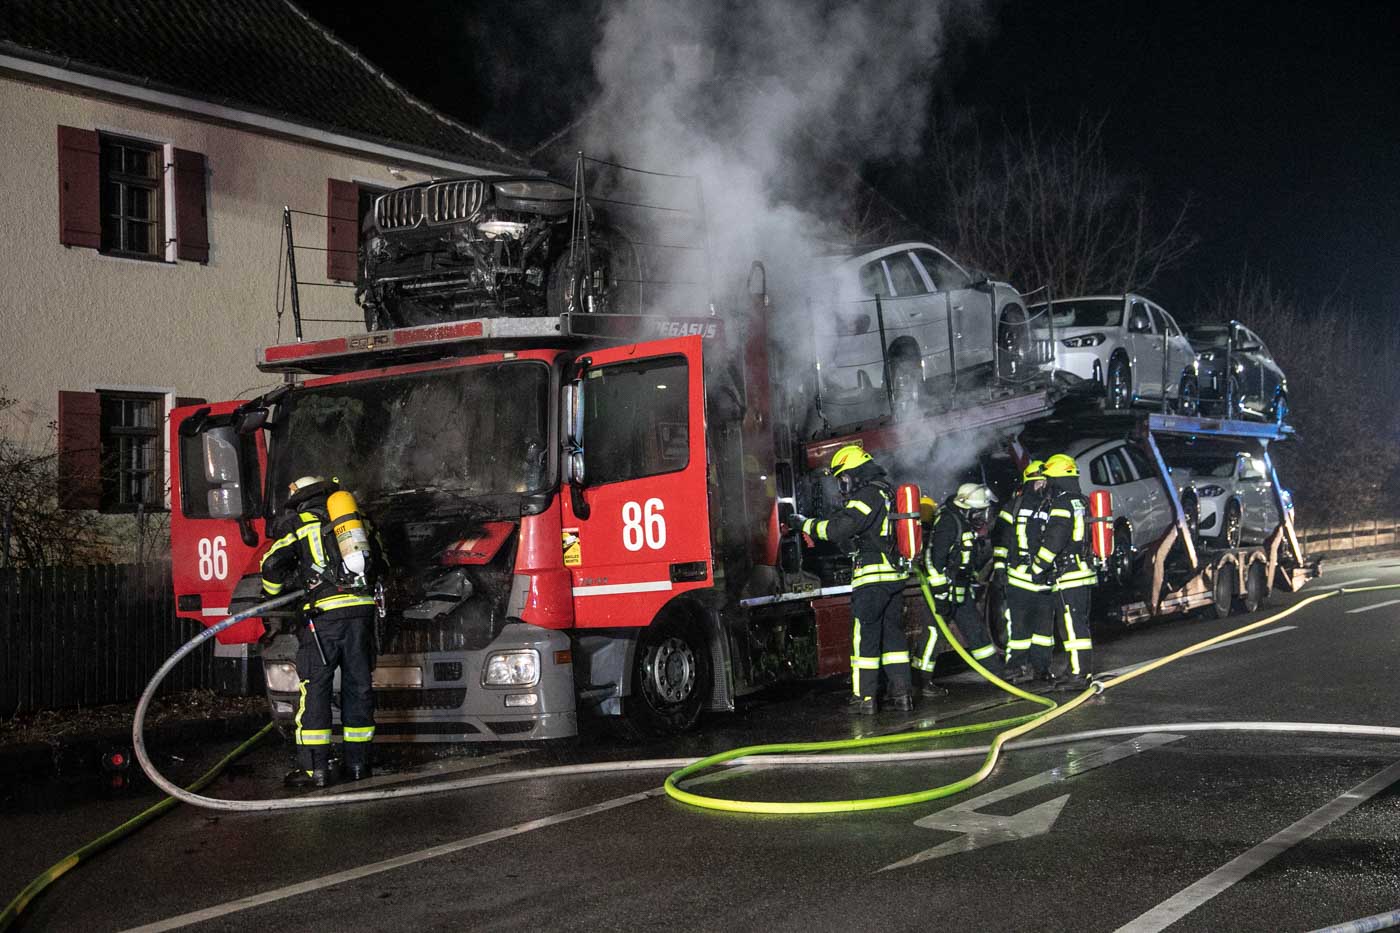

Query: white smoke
left=581, top=0, right=992, bottom=306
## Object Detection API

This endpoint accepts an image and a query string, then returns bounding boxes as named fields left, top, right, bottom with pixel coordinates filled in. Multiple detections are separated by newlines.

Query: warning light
left=554, top=650, right=573, bottom=665
left=109, top=752, right=125, bottom=768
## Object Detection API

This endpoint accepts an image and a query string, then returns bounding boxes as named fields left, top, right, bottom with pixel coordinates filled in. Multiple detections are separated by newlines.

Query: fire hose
left=7, top=580, right=1400, bottom=930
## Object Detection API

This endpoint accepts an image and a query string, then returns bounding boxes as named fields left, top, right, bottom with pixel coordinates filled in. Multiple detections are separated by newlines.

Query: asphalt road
left=7, top=556, right=1400, bottom=932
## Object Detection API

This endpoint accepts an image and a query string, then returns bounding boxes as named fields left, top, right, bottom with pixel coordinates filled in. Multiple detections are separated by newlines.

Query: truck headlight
left=264, top=661, right=300, bottom=694
left=1062, top=333, right=1105, bottom=348
left=483, top=650, right=540, bottom=687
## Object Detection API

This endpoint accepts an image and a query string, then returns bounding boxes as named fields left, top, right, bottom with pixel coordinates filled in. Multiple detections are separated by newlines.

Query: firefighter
left=261, top=475, right=379, bottom=788
left=995, top=460, right=1056, bottom=685
left=913, top=483, right=1003, bottom=694
left=1030, top=453, right=1099, bottom=687
left=786, top=445, right=911, bottom=714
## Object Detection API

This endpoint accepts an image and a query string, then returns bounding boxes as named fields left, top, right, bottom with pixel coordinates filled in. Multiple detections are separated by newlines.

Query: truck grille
left=425, top=180, right=484, bottom=224
left=375, top=188, right=423, bottom=230
left=374, top=688, right=467, bottom=710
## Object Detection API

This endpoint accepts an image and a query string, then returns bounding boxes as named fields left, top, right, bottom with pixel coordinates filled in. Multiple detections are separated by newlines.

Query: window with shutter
left=57, top=391, right=102, bottom=510
left=98, top=135, right=165, bottom=259
left=57, top=126, right=101, bottom=249
left=173, top=149, right=210, bottom=263
left=326, top=178, right=359, bottom=281
left=98, top=392, right=165, bottom=512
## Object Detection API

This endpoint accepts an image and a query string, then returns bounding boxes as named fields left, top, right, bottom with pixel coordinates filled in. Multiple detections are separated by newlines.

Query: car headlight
left=1197, top=485, right=1226, bottom=498
left=1062, top=333, right=1105, bottom=348
left=483, top=650, right=540, bottom=687
left=264, top=661, right=300, bottom=694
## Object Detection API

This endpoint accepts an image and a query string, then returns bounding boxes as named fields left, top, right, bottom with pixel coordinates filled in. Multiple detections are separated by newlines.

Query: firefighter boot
left=284, top=767, right=335, bottom=789
left=887, top=694, right=914, bottom=713
left=1005, top=664, right=1034, bottom=685
left=847, top=695, right=878, bottom=715
left=921, top=680, right=950, bottom=699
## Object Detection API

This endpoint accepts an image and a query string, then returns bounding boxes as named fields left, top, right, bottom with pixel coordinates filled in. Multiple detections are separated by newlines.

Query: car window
left=1238, top=454, right=1267, bottom=482
left=858, top=260, right=890, bottom=298
left=1128, top=301, right=1154, bottom=334
left=1042, top=299, right=1124, bottom=328
left=911, top=248, right=970, bottom=292
left=1159, top=309, right=1183, bottom=338
left=1090, top=450, right=1132, bottom=486
left=883, top=253, right=927, bottom=296
left=1122, top=445, right=1157, bottom=481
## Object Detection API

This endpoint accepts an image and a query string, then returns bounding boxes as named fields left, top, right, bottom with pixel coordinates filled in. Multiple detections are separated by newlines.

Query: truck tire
left=1211, top=565, right=1238, bottom=620
left=620, top=609, right=710, bottom=739
left=1240, top=561, right=1270, bottom=613
left=547, top=245, right=613, bottom=316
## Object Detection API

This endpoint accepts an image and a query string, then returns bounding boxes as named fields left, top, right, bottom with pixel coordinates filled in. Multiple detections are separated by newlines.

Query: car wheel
left=997, top=305, right=1031, bottom=380
left=1211, top=564, right=1238, bottom=619
left=547, top=245, right=613, bottom=316
left=1108, top=522, right=1133, bottom=587
left=1106, top=354, right=1132, bottom=410
left=1222, top=502, right=1243, bottom=549
left=1175, top=374, right=1200, bottom=415
left=1180, top=492, right=1200, bottom=541
left=620, top=610, right=709, bottom=738
left=889, top=352, right=922, bottom=418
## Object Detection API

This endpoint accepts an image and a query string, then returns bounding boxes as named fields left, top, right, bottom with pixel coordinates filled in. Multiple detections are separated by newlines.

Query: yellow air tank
left=327, top=490, right=370, bottom=579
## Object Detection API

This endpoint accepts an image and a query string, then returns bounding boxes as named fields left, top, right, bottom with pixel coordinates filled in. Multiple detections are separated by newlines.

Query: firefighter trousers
left=850, top=580, right=911, bottom=700
left=1004, top=585, right=1055, bottom=674
left=294, top=606, right=376, bottom=771
left=914, top=597, right=1002, bottom=674
left=1054, top=586, right=1095, bottom=677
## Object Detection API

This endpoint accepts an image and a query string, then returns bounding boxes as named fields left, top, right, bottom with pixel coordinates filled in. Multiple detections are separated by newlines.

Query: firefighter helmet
left=829, top=444, right=872, bottom=476
left=953, top=482, right=996, bottom=510
left=1042, top=453, right=1080, bottom=478
left=286, top=475, right=335, bottom=506
left=1022, top=459, right=1046, bottom=482
left=919, top=495, right=938, bottom=524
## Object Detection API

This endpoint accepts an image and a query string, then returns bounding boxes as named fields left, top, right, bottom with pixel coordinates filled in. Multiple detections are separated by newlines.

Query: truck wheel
left=622, top=610, right=710, bottom=738
left=1211, top=565, right=1238, bottom=620
left=1240, top=561, right=1269, bottom=613
left=1106, top=354, right=1132, bottom=410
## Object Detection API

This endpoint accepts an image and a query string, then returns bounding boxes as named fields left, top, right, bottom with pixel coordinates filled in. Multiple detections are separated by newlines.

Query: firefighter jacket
left=924, top=503, right=977, bottom=603
left=260, top=499, right=377, bottom=616
left=1030, top=477, right=1098, bottom=591
left=801, top=464, right=907, bottom=587
left=996, top=487, right=1052, bottom=593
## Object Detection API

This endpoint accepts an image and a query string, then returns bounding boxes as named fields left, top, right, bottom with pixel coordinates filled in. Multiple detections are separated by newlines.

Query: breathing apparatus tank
left=1089, top=489, right=1114, bottom=561
left=327, top=489, right=371, bottom=580
left=893, top=483, right=923, bottom=562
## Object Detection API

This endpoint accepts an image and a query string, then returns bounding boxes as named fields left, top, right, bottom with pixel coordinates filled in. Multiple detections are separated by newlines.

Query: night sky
left=301, top=0, right=1398, bottom=319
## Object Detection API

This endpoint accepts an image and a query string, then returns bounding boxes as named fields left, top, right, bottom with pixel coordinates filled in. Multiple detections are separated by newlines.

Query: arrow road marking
left=880, top=733, right=1185, bottom=872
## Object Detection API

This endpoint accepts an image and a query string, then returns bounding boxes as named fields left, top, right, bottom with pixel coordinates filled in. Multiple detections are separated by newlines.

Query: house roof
left=0, top=0, right=529, bottom=170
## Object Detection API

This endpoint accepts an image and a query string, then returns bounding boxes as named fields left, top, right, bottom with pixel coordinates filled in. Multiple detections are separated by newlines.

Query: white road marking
left=299, top=750, right=529, bottom=797
left=1115, top=757, right=1400, bottom=933
left=1100, top=627, right=1296, bottom=677
left=881, top=734, right=1184, bottom=871
left=121, top=788, right=666, bottom=932
left=1332, top=576, right=1377, bottom=586
left=1345, top=599, right=1400, bottom=615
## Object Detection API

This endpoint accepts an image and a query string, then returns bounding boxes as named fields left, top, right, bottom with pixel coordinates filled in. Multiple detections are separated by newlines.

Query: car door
left=1085, top=444, right=1147, bottom=536
left=1236, top=452, right=1275, bottom=539
left=879, top=249, right=947, bottom=378
left=911, top=246, right=994, bottom=371
left=1122, top=443, right=1172, bottom=541
left=1158, top=307, right=1196, bottom=397
left=561, top=336, right=713, bottom=629
left=1125, top=298, right=1160, bottom=399
left=828, top=257, right=891, bottom=386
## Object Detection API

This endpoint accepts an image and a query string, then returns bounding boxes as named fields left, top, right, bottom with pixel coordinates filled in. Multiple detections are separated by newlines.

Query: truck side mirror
left=203, top=426, right=250, bottom=520
left=562, top=382, right=586, bottom=486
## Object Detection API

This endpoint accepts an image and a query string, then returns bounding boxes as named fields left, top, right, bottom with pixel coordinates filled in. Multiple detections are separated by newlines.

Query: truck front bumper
left=262, top=621, right=577, bottom=743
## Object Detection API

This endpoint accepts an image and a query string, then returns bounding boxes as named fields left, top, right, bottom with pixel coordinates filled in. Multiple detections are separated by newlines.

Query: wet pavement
left=6, top=557, right=1400, bottom=932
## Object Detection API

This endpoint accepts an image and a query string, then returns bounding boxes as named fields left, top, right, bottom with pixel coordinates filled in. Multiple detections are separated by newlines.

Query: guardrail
left=1295, top=519, right=1400, bottom=556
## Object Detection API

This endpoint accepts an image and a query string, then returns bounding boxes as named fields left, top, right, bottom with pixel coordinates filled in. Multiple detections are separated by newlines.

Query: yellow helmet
left=1022, top=459, right=1045, bottom=482
left=829, top=444, right=872, bottom=476
left=1042, top=453, right=1079, bottom=478
left=919, top=495, right=938, bottom=524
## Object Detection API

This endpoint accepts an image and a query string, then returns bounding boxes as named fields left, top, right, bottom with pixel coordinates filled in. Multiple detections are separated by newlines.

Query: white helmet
left=953, top=482, right=996, bottom=511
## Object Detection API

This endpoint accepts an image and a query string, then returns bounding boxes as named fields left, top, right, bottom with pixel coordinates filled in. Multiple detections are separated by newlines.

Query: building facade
left=0, top=0, right=529, bottom=561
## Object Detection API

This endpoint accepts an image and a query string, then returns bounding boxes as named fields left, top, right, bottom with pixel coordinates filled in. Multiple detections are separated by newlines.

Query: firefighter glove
left=783, top=512, right=808, bottom=533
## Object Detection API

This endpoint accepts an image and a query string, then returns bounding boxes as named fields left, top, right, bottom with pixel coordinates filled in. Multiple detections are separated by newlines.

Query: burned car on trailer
left=358, top=174, right=638, bottom=330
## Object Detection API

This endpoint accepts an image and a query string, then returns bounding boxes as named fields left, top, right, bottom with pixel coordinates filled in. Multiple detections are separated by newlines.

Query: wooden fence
left=0, top=563, right=213, bottom=717
left=1295, top=519, right=1400, bottom=557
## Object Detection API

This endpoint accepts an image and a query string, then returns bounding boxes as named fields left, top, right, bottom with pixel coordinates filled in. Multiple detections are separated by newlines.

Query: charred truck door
left=170, top=399, right=269, bottom=653
left=561, top=335, right=713, bottom=629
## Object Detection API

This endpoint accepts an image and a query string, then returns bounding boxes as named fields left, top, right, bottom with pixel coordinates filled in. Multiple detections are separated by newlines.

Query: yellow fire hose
left=662, top=573, right=1400, bottom=814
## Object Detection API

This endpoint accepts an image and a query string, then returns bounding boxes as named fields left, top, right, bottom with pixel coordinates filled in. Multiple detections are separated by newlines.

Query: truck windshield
left=267, top=361, right=550, bottom=514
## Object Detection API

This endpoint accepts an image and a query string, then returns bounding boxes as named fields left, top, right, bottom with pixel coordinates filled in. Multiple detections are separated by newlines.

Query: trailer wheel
left=621, top=610, right=710, bottom=738
left=1240, top=561, right=1270, bottom=613
left=1211, top=565, right=1238, bottom=620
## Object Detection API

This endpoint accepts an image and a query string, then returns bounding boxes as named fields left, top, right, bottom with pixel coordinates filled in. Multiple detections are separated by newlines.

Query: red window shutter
left=57, top=126, right=101, bottom=249
left=173, top=149, right=210, bottom=263
left=326, top=178, right=359, bottom=281
left=57, top=391, right=102, bottom=510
